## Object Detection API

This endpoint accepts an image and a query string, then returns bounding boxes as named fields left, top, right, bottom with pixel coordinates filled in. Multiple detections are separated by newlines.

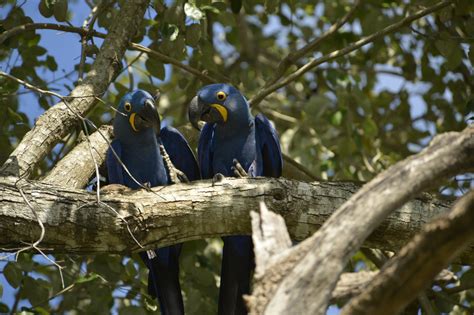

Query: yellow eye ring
left=124, top=102, right=132, bottom=112
left=216, top=91, right=227, bottom=101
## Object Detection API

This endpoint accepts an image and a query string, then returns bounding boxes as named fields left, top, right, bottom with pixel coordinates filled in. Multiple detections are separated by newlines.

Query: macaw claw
left=160, top=145, right=189, bottom=184
left=232, top=158, right=248, bottom=178
left=101, top=184, right=132, bottom=193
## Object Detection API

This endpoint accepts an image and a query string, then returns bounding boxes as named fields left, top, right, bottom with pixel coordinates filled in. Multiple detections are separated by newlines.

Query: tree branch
left=0, top=1, right=150, bottom=178
left=247, top=126, right=474, bottom=314
left=249, top=0, right=454, bottom=106
left=43, top=125, right=113, bottom=188
left=0, top=176, right=461, bottom=259
left=340, top=190, right=474, bottom=315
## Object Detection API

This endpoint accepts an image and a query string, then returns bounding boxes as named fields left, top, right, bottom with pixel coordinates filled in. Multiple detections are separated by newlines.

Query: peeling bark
left=0, top=0, right=149, bottom=178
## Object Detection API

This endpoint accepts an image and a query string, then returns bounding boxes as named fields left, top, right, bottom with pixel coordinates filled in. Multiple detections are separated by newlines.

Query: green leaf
left=125, top=259, right=136, bottom=278
left=31, top=306, right=50, bottom=315
left=445, top=45, right=463, bottom=70
left=163, top=24, right=179, bottom=41
left=119, top=306, right=147, bottom=315
left=0, top=303, right=9, bottom=314
left=4, top=262, right=22, bottom=288
left=230, top=0, right=242, bottom=14
left=53, top=0, right=68, bottom=22
left=23, top=277, right=49, bottom=306
left=460, top=269, right=474, bottom=287
left=145, top=58, right=166, bottom=80
left=38, top=0, right=54, bottom=18
left=331, top=111, right=343, bottom=126
left=200, top=5, right=220, bottom=14
left=210, top=2, right=227, bottom=12
left=186, top=23, right=201, bottom=47
left=0, top=283, right=3, bottom=299
left=434, top=295, right=454, bottom=313
left=30, top=46, right=47, bottom=56
left=46, top=55, right=58, bottom=71
left=265, top=0, right=279, bottom=13
left=434, top=39, right=455, bottom=58
left=363, top=118, right=378, bottom=138
left=8, top=107, right=25, bottom=122
left=184, top=3, right=204, bottom=20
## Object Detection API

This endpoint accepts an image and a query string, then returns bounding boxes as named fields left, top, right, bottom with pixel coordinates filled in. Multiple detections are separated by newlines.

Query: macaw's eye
left=216, top=91, right=227, bottom=101
left=124, top=102, right=132, bottom=112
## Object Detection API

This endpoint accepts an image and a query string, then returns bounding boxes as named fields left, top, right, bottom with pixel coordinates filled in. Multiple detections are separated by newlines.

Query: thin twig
left=78, top=1, right=103, bottom=82
left=98, top=201, right=145, bottom=250
left=15, top=180, right=65, bottom=288
left=129, top=43, right=217, bottom=83
left=268, top=0, right=361, bottom=86
left=249, top=0, right=454, bottom=106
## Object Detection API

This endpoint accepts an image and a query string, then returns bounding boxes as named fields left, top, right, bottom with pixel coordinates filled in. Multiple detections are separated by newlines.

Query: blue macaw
left=188, top=83, right=282, bottom=315
left=106, top=90, right=199, bottom=315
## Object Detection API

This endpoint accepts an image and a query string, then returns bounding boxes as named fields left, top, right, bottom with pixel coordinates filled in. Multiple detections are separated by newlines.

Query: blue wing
left=197, top=123, right=215, bottom=179
left=255, top=113, right=283, bottom=178
left=160, top=126, right=200, bottom=181
left=106, top=139, right=124, bottom=184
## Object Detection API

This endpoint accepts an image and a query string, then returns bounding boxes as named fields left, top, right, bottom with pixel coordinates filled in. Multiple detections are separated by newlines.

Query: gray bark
left=44, top=126, right=113, bottom=188
left=0, top=0, right=149, bottom=178
left=247, top=126, right=474, bottom=315
left=0, top=176, right=463, bottom=260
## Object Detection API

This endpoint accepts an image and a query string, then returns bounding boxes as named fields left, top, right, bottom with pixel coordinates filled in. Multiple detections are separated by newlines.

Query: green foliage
left=0, top=0, right=473, bottom=313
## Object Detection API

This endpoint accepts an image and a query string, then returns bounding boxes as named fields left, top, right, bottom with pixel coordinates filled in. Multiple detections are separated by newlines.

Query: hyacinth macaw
left=188, top=83, right=282, bottom=315
left=107, top=90, right=199, bottom=315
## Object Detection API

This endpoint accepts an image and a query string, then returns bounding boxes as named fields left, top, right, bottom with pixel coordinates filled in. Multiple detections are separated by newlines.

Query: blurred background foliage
left=0, top=0, right=473, bottom=313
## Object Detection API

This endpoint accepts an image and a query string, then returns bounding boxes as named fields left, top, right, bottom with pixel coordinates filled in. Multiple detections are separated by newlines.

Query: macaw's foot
left=101, top=184, right=132, bottom=193
left=212, top=173, right=225, bottom=186
left=231, top=158, right=248, bottom=178
left=160, top=145, right=189, bottom=184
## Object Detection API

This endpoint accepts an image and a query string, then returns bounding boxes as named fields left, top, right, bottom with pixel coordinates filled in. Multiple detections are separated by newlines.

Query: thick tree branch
left=0, top=1, right=149, bottom=178
left=341, top=190, right=474, bottom=315
left=43, top=125, right=113, bottom=188
left=249, top=0, right=454, bottom=106
left=0, top=176, right=461, bottom=259
left=247, top=126, right=474, bottom=314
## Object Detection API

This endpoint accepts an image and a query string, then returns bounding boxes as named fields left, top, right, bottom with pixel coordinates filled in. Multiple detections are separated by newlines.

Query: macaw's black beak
left=188, top=96, right=202, bottom=131
left=132, top=99, right=161, bottom=135
left=188, top=96, right=228, bottom=131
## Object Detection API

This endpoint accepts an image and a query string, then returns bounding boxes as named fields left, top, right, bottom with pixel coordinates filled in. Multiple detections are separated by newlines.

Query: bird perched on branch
left=107, top=89, right=199, bottom=315
left=189, top=83, right=282, bottom=315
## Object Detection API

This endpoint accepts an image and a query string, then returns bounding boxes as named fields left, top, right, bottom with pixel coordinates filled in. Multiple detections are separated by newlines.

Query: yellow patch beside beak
left=210, top=104, right=228, bottom=122
left=129, top=113, right=139, bottom=132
